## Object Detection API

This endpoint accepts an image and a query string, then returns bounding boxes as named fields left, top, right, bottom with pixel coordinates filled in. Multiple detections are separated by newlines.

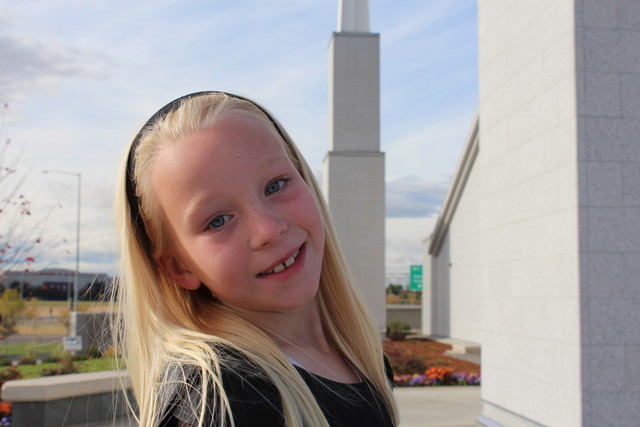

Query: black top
left=160, top=351, right=394, bottom=427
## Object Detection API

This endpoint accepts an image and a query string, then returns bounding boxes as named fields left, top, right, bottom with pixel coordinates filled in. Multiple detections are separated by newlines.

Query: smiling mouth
left=258, top=248, right=301, bottom=276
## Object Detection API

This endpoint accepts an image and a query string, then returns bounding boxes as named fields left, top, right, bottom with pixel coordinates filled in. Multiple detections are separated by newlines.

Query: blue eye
left=265, top=179, right=285, bottom=195
left=208, top=215, right=231, bottom=229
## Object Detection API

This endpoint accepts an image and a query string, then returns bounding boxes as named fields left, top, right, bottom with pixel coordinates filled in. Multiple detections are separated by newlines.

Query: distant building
left=1, top=269, right=110, bottom=301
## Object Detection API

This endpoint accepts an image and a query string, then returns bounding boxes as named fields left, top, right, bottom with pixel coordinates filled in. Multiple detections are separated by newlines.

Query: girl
left=114, top=91, right=398, bottom=426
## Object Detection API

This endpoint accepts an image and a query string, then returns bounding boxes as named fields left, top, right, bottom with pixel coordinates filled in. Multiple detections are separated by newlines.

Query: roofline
left=429, top=113, right=479, bottom=256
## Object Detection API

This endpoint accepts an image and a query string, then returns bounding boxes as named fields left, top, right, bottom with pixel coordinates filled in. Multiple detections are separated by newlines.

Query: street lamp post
left=42, top=170, right=81, bottom=317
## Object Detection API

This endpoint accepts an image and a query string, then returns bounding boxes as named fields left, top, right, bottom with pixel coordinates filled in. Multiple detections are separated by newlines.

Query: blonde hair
left=113, top=92, right=398, bottom=426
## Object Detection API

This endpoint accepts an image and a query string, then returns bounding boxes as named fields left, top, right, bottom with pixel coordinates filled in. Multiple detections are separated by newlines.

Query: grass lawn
left=75, top=357, right=124, bottom=373
left=0, top=340, right=124, bottom=379
left=0, top=342, right=63, bottom=357
left=15, top=358, right=124, bottom=379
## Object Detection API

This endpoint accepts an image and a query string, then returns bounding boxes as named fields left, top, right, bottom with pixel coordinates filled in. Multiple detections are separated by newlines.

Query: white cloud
left=385, top=217, right=436, bottom=274
left=0, top=1, right=477, bottom=274
left=384, top=111, right=476, bottom=183
left=386, top=176, right=448, bottom=218
left=0, top=34, right=113, bottom=102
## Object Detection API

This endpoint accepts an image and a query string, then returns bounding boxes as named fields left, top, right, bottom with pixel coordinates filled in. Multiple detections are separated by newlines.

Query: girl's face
left=151, top=112, right=325, bottom=316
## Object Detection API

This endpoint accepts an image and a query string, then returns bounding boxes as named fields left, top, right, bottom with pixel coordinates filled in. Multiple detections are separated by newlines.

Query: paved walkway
left=93, top=386, right=483, bottom=426
left=395, top=386, right=482, bottom=427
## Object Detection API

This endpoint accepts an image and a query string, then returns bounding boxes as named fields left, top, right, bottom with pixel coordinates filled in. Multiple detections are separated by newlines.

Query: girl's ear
left=157, top=255, right=201, bottom=290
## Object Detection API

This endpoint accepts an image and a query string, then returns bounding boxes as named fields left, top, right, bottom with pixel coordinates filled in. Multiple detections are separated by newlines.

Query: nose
left=248, top=203, right=287, bottom=249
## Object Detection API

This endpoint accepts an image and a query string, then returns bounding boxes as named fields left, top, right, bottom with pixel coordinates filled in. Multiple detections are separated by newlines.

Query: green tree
left=0, top=288, right=25, bottom=337
left=386, top=283, right=403, bottom=295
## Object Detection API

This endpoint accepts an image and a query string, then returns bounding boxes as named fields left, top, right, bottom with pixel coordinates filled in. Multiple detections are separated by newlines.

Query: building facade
left=425, top=1, right=640, bottom=425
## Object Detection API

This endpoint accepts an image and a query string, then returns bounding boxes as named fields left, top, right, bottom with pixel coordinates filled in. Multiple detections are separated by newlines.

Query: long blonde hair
left=113, top=92, right=398, bottom=426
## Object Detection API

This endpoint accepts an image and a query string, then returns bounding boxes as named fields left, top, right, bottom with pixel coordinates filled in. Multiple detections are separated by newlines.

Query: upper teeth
left=262, top=249, right=300, bottom=275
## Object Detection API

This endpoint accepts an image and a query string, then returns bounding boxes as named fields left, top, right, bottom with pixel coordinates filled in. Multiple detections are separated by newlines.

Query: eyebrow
left=184, top=199, right=219, bottom=231
left=182, top=155, right=293, bottom=229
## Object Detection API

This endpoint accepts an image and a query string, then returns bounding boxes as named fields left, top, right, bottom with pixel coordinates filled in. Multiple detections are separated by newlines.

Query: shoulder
left=161, top=347, right=284, bottom=427
left=293, top=359, right=395, bottom=427
left=384, top=354, right=394, bottom=384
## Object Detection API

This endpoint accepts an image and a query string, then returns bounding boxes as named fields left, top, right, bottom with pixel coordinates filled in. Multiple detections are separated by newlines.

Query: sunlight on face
left=151, top=112, right=325, bottom=316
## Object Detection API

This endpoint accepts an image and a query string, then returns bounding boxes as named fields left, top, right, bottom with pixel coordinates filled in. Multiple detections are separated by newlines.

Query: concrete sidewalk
left=395, top=386, right=482, bottom=427
left=103, top=386, right=483, bottom=427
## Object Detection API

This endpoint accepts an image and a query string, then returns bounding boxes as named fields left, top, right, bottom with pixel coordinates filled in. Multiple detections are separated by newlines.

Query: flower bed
left=384, top=339, right=481, bottom=387
left=0, top=402, right=10, bottom=426
left=394, top=367, right=481, bottom=387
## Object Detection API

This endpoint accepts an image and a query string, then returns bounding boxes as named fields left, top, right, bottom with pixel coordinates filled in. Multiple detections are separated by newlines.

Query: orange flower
left=425, top=367, right=454, bottom=381
left=0, top=401, right=12, bottom=416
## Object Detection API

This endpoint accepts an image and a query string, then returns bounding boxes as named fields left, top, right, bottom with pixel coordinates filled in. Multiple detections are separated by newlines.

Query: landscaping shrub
left=18, top=347, right=36, bottom=365
left=17, top=357, right=35, bottom=366
left=83, top=345, right=102, bottom=360
left=0, top=366, right=22, bottom=399
left=42, top=355, right=60, bottom=364
left=0, top=367, right=21, bottom=384
left=40, top=358, right=76, bottom=377
left=71, top=353, right=85, bottom=361
left=386, top=320, right=410, bottom=341
left=101, top=345, right=117, bottom=358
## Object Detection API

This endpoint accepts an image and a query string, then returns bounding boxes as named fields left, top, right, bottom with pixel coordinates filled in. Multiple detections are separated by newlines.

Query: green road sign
left=410, top=265, right=423, bottom=291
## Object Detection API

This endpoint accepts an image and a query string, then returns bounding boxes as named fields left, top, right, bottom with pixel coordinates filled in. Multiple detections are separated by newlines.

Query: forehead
left=150, top=112, right=292, bottom=200
left=165, top=111, right=286, bottom=161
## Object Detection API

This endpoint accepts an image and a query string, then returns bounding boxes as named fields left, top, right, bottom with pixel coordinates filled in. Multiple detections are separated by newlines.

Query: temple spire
left=327, top=0, right=383, bottom=333
left=337, top=0, right=370, bottom=32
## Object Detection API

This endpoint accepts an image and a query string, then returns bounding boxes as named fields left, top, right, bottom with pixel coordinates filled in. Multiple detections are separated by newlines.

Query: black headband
left=125, top=91, right=287, bottom=258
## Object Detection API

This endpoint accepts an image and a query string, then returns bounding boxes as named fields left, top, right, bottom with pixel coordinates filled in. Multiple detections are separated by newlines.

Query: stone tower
left=324, top=0, right=385, bottom=332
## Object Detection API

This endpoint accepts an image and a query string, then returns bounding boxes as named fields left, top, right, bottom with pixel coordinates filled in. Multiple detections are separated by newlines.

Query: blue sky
left=0, top=0, right=477, bottom=275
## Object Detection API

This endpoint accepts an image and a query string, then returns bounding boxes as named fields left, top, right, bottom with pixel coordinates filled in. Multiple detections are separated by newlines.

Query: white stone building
left=324, top=0, right=386, bottom=332
left=425, top=1, right=640, bottom=425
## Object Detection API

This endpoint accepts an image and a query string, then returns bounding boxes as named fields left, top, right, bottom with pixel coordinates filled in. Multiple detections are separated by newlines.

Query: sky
left=0, top=0, right=478, bottom=277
